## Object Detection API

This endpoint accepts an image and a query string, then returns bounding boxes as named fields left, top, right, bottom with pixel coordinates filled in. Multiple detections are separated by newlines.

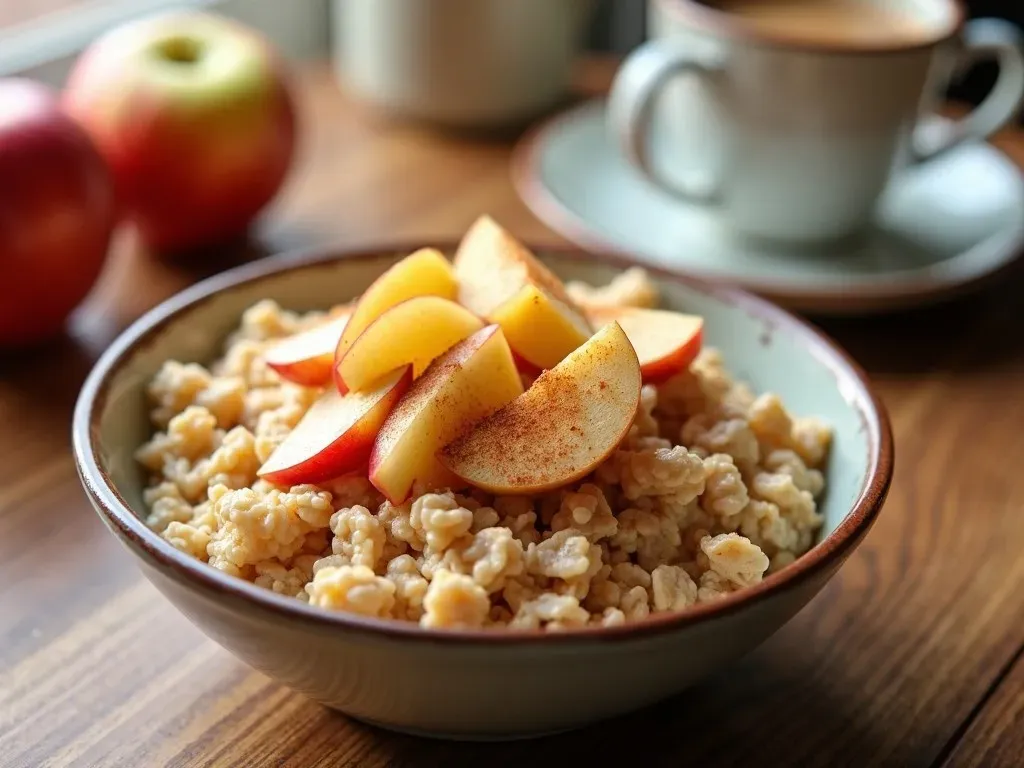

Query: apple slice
left=438, top=322, right=641, bottom=495
left=334, top=248, right=457, bottom=380
left=258, top=367, right=412, bottom=485
left=585, top=306, right=703, bottom=382
left=369, top=325, right=524, bottom=504
left=489, top=283, right=595, bottom=374
left=453, top=215, right=592, bottom=370
left=265, top=312, right=351, bottom=386
left=336, top=296, right=484, bottom=393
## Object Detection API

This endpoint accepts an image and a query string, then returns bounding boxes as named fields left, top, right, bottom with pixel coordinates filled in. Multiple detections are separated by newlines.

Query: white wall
left=0, top=0, right=331, bottom=85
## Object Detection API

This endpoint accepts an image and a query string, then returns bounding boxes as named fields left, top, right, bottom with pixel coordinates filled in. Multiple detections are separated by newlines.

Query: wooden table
left=3, top=61, right=1024, bottom=768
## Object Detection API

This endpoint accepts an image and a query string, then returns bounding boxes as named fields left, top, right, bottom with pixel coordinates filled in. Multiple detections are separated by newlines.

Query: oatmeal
left=136, top=219, right=830, bottom=632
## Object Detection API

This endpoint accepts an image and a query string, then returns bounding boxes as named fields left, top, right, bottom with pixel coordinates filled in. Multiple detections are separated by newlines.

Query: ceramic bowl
left=72, top=242, right=893, bottom=740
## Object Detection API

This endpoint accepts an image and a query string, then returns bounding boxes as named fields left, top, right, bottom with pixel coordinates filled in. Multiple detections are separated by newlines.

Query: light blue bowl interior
left=95, top=248, right=871, bottom=544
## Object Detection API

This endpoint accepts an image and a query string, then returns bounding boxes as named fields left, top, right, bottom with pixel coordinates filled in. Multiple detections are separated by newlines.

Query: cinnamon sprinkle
left=439, top=329, right=637, bottom=490
left=373, top=326, right=495, bottom=452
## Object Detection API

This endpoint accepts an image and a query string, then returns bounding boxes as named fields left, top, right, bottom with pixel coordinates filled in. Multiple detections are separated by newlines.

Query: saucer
left=511, top=99, right=1024, bottom=314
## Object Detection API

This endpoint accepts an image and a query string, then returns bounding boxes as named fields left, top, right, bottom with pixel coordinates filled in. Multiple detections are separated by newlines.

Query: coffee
left=710, top=0, right=931, bottom=47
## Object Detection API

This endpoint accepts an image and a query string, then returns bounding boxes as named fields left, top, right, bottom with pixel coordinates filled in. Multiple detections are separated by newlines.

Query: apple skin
left=511, top=349, right=542, bottom=378
left=62, top=11, right=296, bottom=252
left=258, top=366, right=412, bottom=486
left=265, top=312, right=350, bottom=387
left=0, top=79, right=116, bottom=347
left=637, top=326, right=703, bottom=383
left=585, top=306, right=703, bottom=383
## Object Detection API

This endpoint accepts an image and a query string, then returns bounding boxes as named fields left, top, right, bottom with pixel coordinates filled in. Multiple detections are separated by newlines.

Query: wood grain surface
left=2, top=60, right=1024, bottom=768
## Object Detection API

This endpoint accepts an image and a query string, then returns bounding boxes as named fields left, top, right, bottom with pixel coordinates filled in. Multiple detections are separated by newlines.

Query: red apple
left=62, top=11, right=296, bottom=252
left=0, top=79, right=116, bottom=347
left=258, top=366, right=412, bottom=486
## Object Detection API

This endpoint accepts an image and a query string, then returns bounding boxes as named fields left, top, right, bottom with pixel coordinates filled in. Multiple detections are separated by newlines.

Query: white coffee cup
left=608, top=0, right=1024, bottom=244
left=332, top=0, right=594, bottom=128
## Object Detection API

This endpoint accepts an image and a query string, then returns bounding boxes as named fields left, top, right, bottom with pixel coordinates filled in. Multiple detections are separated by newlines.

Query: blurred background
left=1, top=0, right=1021, bottom=110
left=2, top=0, right=1021, bottom=350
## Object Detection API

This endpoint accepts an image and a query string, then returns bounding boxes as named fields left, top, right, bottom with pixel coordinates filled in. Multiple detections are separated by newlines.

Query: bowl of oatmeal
left=73, top=216, right=893, bottom=739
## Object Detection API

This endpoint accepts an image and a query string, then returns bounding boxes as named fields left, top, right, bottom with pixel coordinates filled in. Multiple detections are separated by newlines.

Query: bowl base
left=349, top=713, right=583, bottom=742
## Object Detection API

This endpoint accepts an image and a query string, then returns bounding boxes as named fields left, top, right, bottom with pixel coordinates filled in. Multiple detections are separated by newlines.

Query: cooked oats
left=136, top=275, right=831, bottom=631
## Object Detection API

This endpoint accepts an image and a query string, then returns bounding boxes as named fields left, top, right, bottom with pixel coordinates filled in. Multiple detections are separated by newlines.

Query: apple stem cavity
left=155, top=36, right=205, bottom=65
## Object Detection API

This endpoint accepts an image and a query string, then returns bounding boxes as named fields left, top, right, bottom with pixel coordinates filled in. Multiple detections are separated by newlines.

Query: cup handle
left=913, top=18, right=1024, bottom=162
left=607, top=40, right=726, bottom=203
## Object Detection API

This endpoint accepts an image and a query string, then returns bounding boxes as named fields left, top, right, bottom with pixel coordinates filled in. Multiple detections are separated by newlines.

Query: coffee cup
left=608, top=0, right=1024, bottom=244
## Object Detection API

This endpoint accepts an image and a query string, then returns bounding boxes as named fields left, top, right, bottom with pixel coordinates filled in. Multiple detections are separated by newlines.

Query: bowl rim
left=72, top=240, right=894, bottom=646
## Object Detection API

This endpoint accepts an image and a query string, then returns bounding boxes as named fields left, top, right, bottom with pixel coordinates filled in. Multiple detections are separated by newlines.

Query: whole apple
left=0, top=79, right=116, bottom=347
left=63, top=12, right=297, bottom=252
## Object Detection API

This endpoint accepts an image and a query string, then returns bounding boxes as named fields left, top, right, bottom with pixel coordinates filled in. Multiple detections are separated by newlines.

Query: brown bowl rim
left=72, top=240, right=894, bottom=646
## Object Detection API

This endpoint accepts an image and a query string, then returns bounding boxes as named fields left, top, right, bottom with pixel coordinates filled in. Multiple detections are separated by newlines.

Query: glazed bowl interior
left=90, top=246, right=874, bottom=551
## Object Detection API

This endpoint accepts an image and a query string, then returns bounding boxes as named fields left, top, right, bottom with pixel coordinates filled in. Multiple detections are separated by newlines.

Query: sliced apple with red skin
left=585, top=306, right=703, bottom=383
left=336, top=296, right=484, bottom=393
left=369, top=324, right=524, bottom=504
left=438, top=322, right=641, bottom=495
left=264, top=311, right=351, bottom=386
left=453, top=215, right=592, bottom=370
left=512, top=349, right=542, bottom=378
left=334, top=248, right=456, bottom=392
left=258, top=366, right=411, bottom=485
